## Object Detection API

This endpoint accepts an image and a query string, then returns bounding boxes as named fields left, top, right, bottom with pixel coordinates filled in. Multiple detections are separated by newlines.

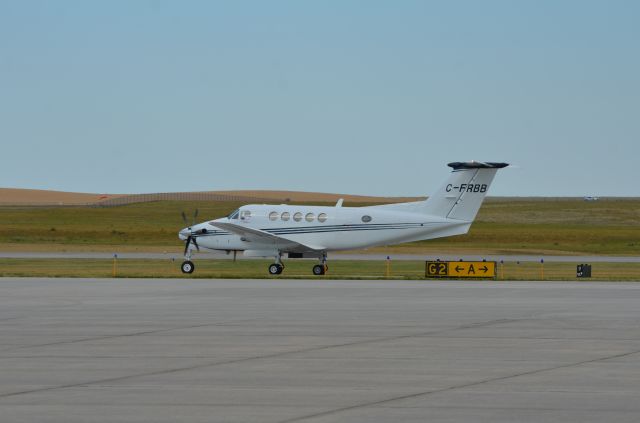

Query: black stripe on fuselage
left=266, top=227, right=432, bottom=235
left=193, top=223, right=441, bottom=239
left=266, top=223, right=434, bottom=234
left=192, top=230, right=230, bottom=238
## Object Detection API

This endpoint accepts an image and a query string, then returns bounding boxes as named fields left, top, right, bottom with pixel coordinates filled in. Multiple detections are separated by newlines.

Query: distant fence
left=93, top=192, right=287, bottom=207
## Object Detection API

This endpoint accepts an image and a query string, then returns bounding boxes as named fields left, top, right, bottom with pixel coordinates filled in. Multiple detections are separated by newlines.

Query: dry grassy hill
left=0, top=188, right=125, bottom=205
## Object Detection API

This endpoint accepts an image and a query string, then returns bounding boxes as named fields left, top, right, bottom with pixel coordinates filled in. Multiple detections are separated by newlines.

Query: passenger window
left=318, top=213, right=327, bottom=223
left=293, top=212, right=303, bottom=222
left=269, top=211, right=278, bottom=221
left=281, top=212, right=290, bottom=221
left=305, top=213, right=315, bottom=222
left=361, top=215, right=372, bottom=223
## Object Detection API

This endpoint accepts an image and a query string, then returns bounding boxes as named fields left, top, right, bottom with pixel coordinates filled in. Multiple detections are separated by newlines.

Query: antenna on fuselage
left=335, top=198, right=344, bottom=207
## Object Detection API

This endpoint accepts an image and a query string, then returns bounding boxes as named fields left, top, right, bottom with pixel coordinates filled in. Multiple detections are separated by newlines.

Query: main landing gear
left=269, top=252, right=328, bottom=276
left=268, top=254, right=284, bottom=275
left=312, top=253, right=328, bottom=275
left=312, top=264, right=327, bottom=276
left=268, top=263, right=284, bottom=275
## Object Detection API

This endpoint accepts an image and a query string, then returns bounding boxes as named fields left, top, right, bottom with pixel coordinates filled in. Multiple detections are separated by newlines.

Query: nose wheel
left=181, top=260, right=195, bottom=274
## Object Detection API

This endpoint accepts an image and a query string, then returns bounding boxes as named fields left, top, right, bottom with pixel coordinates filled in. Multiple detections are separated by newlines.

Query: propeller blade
left=181, top=210, right=200, bottom=255
left=192, top=209, right=199, bottom=226
left=184, top=236, right=192, bottom=256
left=192, top=236, right=200, bottom=252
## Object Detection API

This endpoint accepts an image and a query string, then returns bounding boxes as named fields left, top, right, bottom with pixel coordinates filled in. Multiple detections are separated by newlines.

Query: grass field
left=0, top=198, right=638, bottom=256
left=1, top=258, right=639, bottom=281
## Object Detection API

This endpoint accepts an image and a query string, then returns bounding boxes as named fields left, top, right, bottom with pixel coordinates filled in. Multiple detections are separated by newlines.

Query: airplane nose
left=178, top=228, right=190, bottom=241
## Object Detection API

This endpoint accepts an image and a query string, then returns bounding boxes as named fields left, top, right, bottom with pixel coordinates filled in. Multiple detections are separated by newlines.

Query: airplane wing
left=209, top=222, right=324, bottom=252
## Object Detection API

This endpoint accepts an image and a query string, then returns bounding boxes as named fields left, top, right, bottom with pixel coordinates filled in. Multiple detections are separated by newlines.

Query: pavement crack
left=0, top=319, right=258, bottom=352
left=276, top=348, right=640, bottom=423
left=0, top=317, right=528, bottom=400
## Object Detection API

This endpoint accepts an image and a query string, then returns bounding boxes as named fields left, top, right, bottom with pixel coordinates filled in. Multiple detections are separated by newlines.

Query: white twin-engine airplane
left=178, top=161, right=508, bottom=275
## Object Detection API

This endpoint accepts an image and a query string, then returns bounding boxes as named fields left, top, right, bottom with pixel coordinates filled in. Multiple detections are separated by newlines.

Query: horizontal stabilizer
left=448, top=161, right=509, bottom=170
left=423, top=161, right=509, bottom=221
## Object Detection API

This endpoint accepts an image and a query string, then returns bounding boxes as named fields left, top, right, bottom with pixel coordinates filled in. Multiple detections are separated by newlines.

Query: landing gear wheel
left=268, top=264, right=284, bottom=275
left=312, top=264, right=325, bottom=276
left=181, top=260, right=195, bottom=274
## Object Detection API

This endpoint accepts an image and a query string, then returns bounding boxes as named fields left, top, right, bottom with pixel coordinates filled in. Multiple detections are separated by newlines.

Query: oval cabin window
left=269, top=211, right=278, bottom=221
left=305, top=213, right=315, bottom=222
left=318, top=213, right=327, bottom=223
left=293, top=212, right=303, bottom=222
left=361, top=215, right=372, bottom=223
left=281, top=212, right=290, bottom=221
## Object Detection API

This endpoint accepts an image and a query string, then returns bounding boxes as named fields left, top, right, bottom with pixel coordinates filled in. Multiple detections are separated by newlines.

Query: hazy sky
left=1, top=1, right=638, bottom=197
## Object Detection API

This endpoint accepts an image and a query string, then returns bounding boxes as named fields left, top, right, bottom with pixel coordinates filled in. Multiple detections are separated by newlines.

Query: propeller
left=183, top=235, right=200, bottom=255
left=181, top=209, right=199, bottom=227
left=181, top=209, right=200, bottom=255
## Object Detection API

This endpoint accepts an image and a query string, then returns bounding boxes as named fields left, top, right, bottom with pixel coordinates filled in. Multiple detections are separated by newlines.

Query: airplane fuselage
left=180, top=204, right=470, bottom=255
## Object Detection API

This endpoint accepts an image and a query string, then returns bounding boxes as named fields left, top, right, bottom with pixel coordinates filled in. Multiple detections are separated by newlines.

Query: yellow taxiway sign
left=425, top=261, right=497, bottom=278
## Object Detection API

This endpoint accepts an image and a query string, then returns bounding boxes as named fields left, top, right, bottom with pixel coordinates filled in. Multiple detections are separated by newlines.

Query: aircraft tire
left=312, top=264, right=325, bottom=276
left=181, top=260, right=195, bottom=274
left=268, top=264, right=283, bottom=275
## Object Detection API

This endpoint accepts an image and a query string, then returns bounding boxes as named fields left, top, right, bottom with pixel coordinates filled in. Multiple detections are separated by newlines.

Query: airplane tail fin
left=422, top=161, right=508, bottom=221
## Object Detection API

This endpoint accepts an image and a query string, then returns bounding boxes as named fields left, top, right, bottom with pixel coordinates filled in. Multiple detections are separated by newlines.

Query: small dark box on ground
left=577, top=264, right=592, bottom=278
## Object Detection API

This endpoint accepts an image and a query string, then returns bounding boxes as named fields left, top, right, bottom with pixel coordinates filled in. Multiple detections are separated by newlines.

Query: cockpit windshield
left=228, top=209, right=240, bottom=219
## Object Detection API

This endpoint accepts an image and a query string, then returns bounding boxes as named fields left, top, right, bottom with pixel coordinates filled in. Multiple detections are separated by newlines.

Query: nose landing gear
left=181, top=260, right=195, bottom=274
left=181, top=244, right=196, bottom=274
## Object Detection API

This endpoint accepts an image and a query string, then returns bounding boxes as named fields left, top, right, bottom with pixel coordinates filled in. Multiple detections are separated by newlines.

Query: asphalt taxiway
left=1, top=278, right=640, bottom=422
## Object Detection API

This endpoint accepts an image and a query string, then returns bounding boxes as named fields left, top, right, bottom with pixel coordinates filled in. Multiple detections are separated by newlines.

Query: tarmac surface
left=1, top=278, right=640, bottom=422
